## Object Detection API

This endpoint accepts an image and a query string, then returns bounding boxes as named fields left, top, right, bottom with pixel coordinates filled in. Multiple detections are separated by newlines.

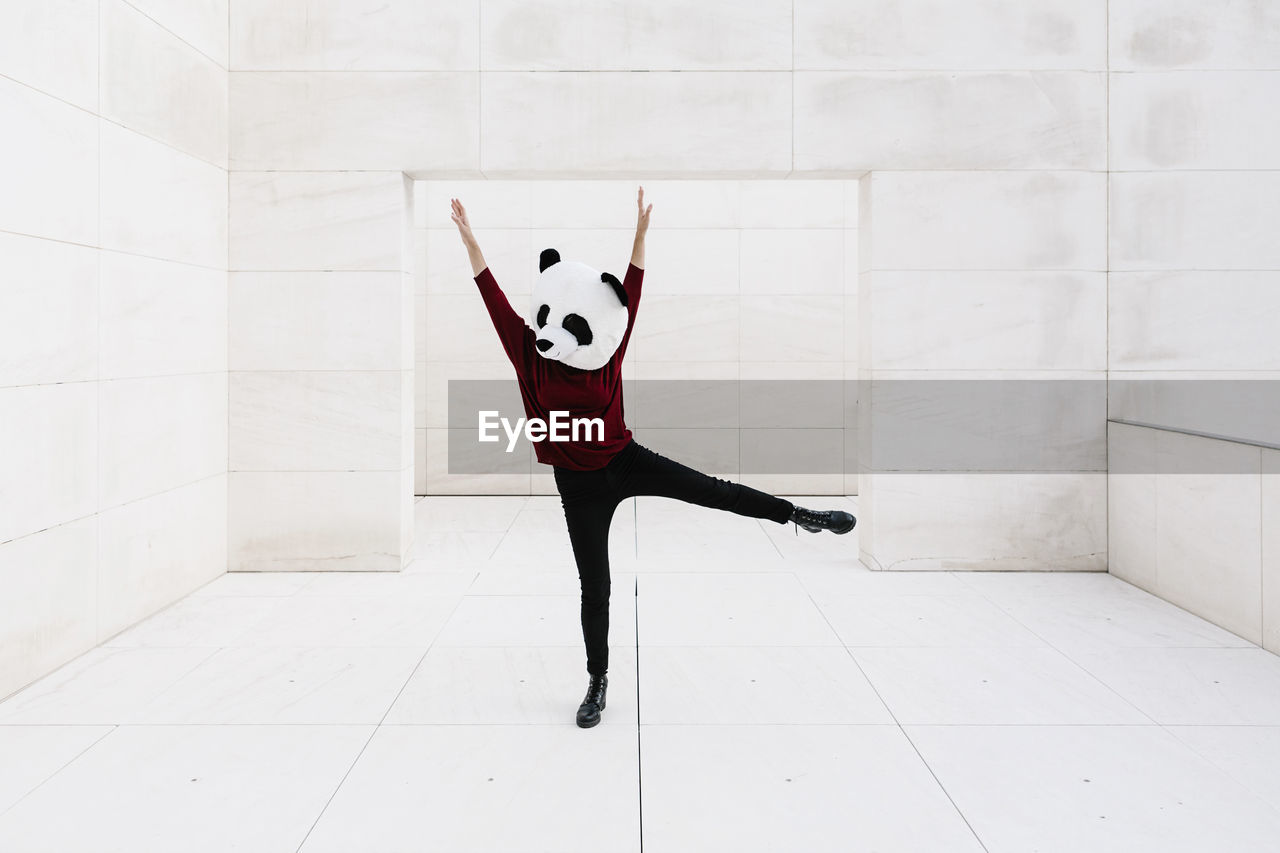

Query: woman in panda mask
left=450, top=187, right=855, bottom=729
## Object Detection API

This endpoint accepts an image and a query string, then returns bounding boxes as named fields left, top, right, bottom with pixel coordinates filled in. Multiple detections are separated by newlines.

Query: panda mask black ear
left=601, top=272, right=627, bottom=308
left=539, top=248, right=561, bottom=272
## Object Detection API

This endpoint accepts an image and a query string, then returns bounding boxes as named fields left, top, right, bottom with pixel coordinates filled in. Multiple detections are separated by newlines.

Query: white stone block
left=425, top=293, right=528, bottom=364
left=844, top=295, right=858, bottom=364
left=399, top=367, right=414, bottom=471
left=865, top=171, right=1107, bottom=271
left=843, top=229, right=859, bottom=295
left=232, top=0, right=477, bottom=70
left=101, top=252, right=226, bottom=379
left=739, top=294, right=845, bottom=363
left=644, top=229, right=739, bottom=295
left=1109, top=271, right=1280, bottom=371
left=228, top=471, right=405, bottom=571
left=860, top=368, right=1107, bottom=476
left=96, top=475, right=226, bottom=641
left=739, top=229, right=844, bottom=294
left=425, top=228, right=532, bottom=294
left=125, top=0, right=228, bottom=66
left=738, top=361, right=845, bottom=381
left=399, top=464, right=414, bottom=561
left=230, top=71, right=478, bottom=171
left=0, top=0, right=98, bottom=109
left=628, top=295, right=740, bottom=363
left=739, top=180, right=845, bottom=228
left=867, top=271, right=1106, bottom=371
left=415, top=429, right=428, bottom=495
left=230, top=171, right=405, bottom=271
left=99, top=121, right=227, bottom=269
left=842, top=180, right=861, bottom=230
left=0, top=76, right=98, bottom=246
left=1111, top=71, right=1280, bottom=169
left=421, top=180, right=532, bottom=229
left=229, top=272, right=404, bottom=370
left=518, top=179, right=742, bottom=230
left=0, top=384, right=96, bottom=544
left=1111, top=171, right=1280, bottom=271
left=0, top=233, right=97, bottom=388
left=796, top=72, right=1106, bottom=170
left=101, top=0, right=228, bottom=167
left=529, top=180, right=644, bottom=229
left=481, top=0, right=790, bottom=70
left=99, top=373, right=227, bottom=508
left=415, top=294, right=428, bottom=364
left=795, top=0, right=1106, bottom=70
left=229, top=371, right=404, bottom=472
left=1154, top=430, right=1263, bottom=644
left=637, top=180, right=742, bottom=229
left=423, top=428, right=531, bottom=495
left=480, top=72, right=791, bottom=175
left=1264, top=449, right=1280, bottom=653
left=859, top=472, right=1107, bottom=571
left=422, top=361, right=515, bottom=430
left=1110, top=0, right=1280, bottom=69
left=0, top=517, right=97, bottom=700
left=1106, top=422, right=1157, bottom=591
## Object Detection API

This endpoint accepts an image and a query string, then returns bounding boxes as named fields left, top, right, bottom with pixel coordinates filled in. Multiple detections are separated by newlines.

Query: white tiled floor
left=3, top=494, right=1280, bottom=851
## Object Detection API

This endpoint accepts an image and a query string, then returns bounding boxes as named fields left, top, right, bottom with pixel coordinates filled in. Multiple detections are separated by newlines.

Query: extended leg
left=618, top=442, right=794, bottom=524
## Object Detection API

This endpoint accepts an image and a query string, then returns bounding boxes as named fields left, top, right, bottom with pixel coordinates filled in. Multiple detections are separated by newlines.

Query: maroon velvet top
left=473, top=262, right=643, bottom=471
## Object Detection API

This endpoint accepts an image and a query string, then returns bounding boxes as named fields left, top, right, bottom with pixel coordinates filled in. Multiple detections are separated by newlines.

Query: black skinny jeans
left=553, top=438, right=795, bottom=677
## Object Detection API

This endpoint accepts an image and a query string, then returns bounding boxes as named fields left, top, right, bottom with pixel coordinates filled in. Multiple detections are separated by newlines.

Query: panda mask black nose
left=531, top=248, right=629, bottom=371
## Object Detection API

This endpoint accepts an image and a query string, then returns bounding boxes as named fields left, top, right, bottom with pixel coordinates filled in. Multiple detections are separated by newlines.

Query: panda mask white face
left=530, top=248, right=629, bottom=371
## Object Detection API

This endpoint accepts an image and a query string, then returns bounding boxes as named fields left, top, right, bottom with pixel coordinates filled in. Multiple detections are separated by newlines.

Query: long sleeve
left=474, top=266, right=534, bottom=372
left=617, top=262, right=644, bottom=357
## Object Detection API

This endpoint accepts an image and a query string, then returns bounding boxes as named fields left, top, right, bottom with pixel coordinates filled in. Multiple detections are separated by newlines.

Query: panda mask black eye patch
left=560, top=313, right=594, bottom=347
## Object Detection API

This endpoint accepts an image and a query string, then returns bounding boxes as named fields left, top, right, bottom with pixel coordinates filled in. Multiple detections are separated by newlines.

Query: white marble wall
left=411, top=178, right=857, bottom=496
left=224, top=1, right=1273, bottom=604
left=0, top=0, right=229, bottom=700
left=228, top=172, right=415, bottom=571
left=225, top=0, right=1113, bottom=571
left=1108, top=423, right=1277, bottom=650
left=857, top=171, right=1109, bottom=572
left=1106, top=1, right=1280, bottom=646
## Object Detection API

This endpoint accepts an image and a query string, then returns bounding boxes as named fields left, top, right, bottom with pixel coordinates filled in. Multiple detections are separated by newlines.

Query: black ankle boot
left=789, top=505, right=856, bottom=535
left=576, top=673, right=608, bottom=728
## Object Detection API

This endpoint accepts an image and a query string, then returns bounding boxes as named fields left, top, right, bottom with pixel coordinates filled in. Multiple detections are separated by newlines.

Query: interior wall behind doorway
left=412, top=178, right=859, bottom=497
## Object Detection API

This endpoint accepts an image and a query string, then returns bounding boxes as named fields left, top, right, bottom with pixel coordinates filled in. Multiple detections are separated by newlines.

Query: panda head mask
left=530, top=248, right=629, bottom=371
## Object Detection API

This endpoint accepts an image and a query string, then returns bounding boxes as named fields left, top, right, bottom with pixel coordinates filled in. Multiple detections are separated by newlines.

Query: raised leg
left=617, top=442, right=794, bottom=524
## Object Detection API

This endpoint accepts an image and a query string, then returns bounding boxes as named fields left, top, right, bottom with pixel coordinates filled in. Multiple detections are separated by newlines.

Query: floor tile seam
left=485, top=494, right=534, bottom=563
left=793, top=580, right=992, bottom=852
left=290, top=583, right=474, bottom=852
left=291, top=724, right=381, bottom=853
left=1156, top=724, right=1280, bottom=824
left=942, top=571, right=1166, bottom=726
left=0, top=724, right=115, bottom=822
left=635, top=570, right=644, bottom=853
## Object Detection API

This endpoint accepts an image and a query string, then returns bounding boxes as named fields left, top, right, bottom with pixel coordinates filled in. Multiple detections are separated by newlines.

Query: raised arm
left=616, top=187, right=651, bottom=361
left=451, top=197, right=488, bottom=276
left=451, top=198, right=533, bottom=369
left=630, top=185, right=651, bottom=270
